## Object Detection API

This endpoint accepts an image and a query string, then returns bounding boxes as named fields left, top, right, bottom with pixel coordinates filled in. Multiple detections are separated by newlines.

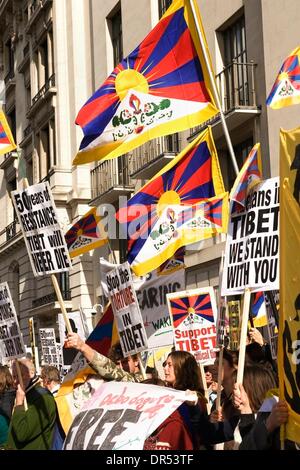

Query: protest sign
left=228, top=300, right=241, bottom=351
left=222, top=177, right=279, bottom=295
left=64, top=381, right=187, bottom=450
left=167, top=287, right=218, bottom=365
left=11, top=182, right=71, bottom=277
left=105, top=262, right=148, bottom=356
left=0, top=282, right=26, bottom=360
left=100, top=258, right=185, bottom=349
left=39, top=328, right=60, bottom=367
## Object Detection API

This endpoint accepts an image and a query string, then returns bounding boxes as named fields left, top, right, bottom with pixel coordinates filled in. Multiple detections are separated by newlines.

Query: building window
left=222, top=15, right=249, bottom=106
left=111, top=8, right=123, bottom=67
left=58, top=272, right=70, bottom=298
left=159, top=0, right=172, bottom=18
left=5, top=39, right=14, bottom=77
left=7, top=109, right=16, bottom=141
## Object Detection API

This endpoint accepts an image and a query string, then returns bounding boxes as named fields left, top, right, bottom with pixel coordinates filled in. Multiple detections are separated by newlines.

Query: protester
left=6, top=358, right=57, bottom=450
left=64, top=333, right=144, bottom=382
left=41, top=365, right=61, bottom=396
left=204, top=364, right=218, bottom=409
left=163, top=351, right=207, bottom=448
left=143, top=377, right=194, bottom=450
left=0, top=365, right=16, bottom=448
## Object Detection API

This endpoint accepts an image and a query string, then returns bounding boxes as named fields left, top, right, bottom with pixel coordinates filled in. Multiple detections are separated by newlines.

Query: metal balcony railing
left=91, top=157, right=131, bottom=200
left=32, top=73, right=55, bottom=106
left=32, top=289, right=71, bottom=309
left=216, top=60, right=257, bottom=112
left=129, top=134, right=180, bottom=175
left=0, top=219, right=20, bottom=247
left=190, top=61, right=258, bottom=137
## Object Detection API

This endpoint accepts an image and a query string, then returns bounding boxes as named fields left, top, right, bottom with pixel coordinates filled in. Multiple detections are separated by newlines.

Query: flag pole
left=189, top=0, right=239, bottom=177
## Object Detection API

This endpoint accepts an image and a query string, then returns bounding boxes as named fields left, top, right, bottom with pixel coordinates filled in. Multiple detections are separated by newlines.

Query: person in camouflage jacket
left=65, top=332, right=144, bottom=383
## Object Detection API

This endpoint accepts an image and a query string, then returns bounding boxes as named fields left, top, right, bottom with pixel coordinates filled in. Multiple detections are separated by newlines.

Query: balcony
left=0, top=219, right=21, bottom=248
left=189, top=61, right=260, bottom=140
left=90, top=157, right=134, bottom=205
left=18, top=43, right=30, bottom=74
left=129, top=134, right=181, bottom=180
left=27, top=74, right=56, bottom=117
left=0, top=150, right=18, bottom=170
left=4, top=69, right=15, bottom=94
left=26, top=0, right=52, bottom=33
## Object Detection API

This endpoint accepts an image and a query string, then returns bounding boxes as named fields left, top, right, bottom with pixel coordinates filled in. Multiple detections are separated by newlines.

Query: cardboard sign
left=0, top=282, right=26, bottom=360
left=11, top=182, right=71, bottom=277
left=39, top=328, right=60, bottom=367
left=222, top=178, right=279, bottom=295
left=228, top=300, right=241, bottom=351
left=100, top=258, right=185, bottom=349
left=167, top=286, right=218, bottom=365
left=64, top=381, right=187, bottom=450
left=105, top=262, right=148, bottom=356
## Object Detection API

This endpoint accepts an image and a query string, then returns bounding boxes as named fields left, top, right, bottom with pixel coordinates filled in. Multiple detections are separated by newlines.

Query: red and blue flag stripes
left=74, top=0, right=218, bottom=164
left=170, top=294, right=214, bottom=328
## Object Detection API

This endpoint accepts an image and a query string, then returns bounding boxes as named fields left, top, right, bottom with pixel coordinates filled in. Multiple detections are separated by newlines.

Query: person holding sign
left=65, top=333, right=144, bottom=383
left=6, top=359, right=57, bottom=450
left=0, top=366, right=16, bottom=448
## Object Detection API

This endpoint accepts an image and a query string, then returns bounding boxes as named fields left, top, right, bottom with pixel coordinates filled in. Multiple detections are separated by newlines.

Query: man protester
left=6, top=358, right=57, bottom=450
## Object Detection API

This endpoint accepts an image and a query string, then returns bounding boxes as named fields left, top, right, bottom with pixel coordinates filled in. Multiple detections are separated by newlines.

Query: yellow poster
left=279, top=127, right=300, bottom=443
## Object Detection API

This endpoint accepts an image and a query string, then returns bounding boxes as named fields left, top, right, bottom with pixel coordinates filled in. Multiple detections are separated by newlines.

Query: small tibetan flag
left=65, top=207, right=108, bottom=258
left=0, top=109, right=16, bottom=156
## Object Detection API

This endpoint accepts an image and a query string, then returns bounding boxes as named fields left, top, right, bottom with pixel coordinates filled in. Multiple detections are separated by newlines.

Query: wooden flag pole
left=216, top=345, right=224, bottom=410
left=21, top=177, right=72, bottom=334
left=15, top=360, right=28, bottom=411
left=236, top=288, right=251, bottom=384
left=189, top=0, right=239, bottom=177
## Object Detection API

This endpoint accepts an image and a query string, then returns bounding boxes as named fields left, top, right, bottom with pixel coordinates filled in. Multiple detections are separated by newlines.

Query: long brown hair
left=237, top=364, right=277, bottom=413
left=167, top=351, right=202, bottom=392
left=0, top=365, right=14, bottom=393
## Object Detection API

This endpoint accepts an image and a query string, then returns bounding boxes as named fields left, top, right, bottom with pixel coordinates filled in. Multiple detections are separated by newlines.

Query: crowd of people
left=0, top=326, right=297, bottom=451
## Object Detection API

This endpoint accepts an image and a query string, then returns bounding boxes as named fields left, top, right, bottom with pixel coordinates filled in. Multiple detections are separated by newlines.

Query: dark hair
left=142, top=377, right=165, bottom=386
left=0, top=365, right=14, bottom=393
left=235, top=364, right=278, bottom=413
left=219, top=349, right=239, bottom=369
left=41, top=365, right=60, bottom=384
left=167, top=351, right=202, bottom=392
left=108, top=342, right=124, bottom=362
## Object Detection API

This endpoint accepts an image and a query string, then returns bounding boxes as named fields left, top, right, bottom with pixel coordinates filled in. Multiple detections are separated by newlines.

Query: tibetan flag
left=86, top=303, right=119, bottom=357
left=266, top=46, right=300, bottom=109
left=0, top=109, right=16, bottom=156
left=230, top=143, right=262, bottom=214
left=65, top=207, right=108, bottom=258
left=250, top=292, right=268, bottom=328
left=170, top=293, right=214, bottom=328
left=73, top=0, right=218, bottom=165
left=117, top=127, right=228, bottom=276
left=279, top=126, right=300, bottom=443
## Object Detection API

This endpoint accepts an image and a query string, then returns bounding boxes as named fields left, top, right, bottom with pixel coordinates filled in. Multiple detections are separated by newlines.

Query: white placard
left=222, top=178, right=279, bottom=295
left=58, top=311, right=87, bottom=366
left=167, top=286, right=218, bottom=365
left=11, top=182, right=72, bottom=277
left=39, top=328, right=60, bottom=367
left=106, top=262, right=148, bottom=356
left=100, top=258, right=185, bottom=349
left=0, top=282, right=26, bottom=360
left=64, top=381, right=187, bottom=450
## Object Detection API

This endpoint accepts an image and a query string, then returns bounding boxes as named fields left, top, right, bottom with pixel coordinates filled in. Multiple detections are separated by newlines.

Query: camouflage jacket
left=89, top=351, right=144, bottom=382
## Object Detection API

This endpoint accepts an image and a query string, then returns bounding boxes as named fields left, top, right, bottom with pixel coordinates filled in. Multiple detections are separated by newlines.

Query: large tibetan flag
left=65, top=207, right=108, bottom=258
left=117, top=127, right=228, bottom=276
left=279, top=126, right=300, bottom=443
left=73, top=0, right=218, bottom=165
left=0, top=109, right=16, bottom=156
left=267, top=46, right=300, bottom=109
left=230, top=143, right=262, bottom=214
